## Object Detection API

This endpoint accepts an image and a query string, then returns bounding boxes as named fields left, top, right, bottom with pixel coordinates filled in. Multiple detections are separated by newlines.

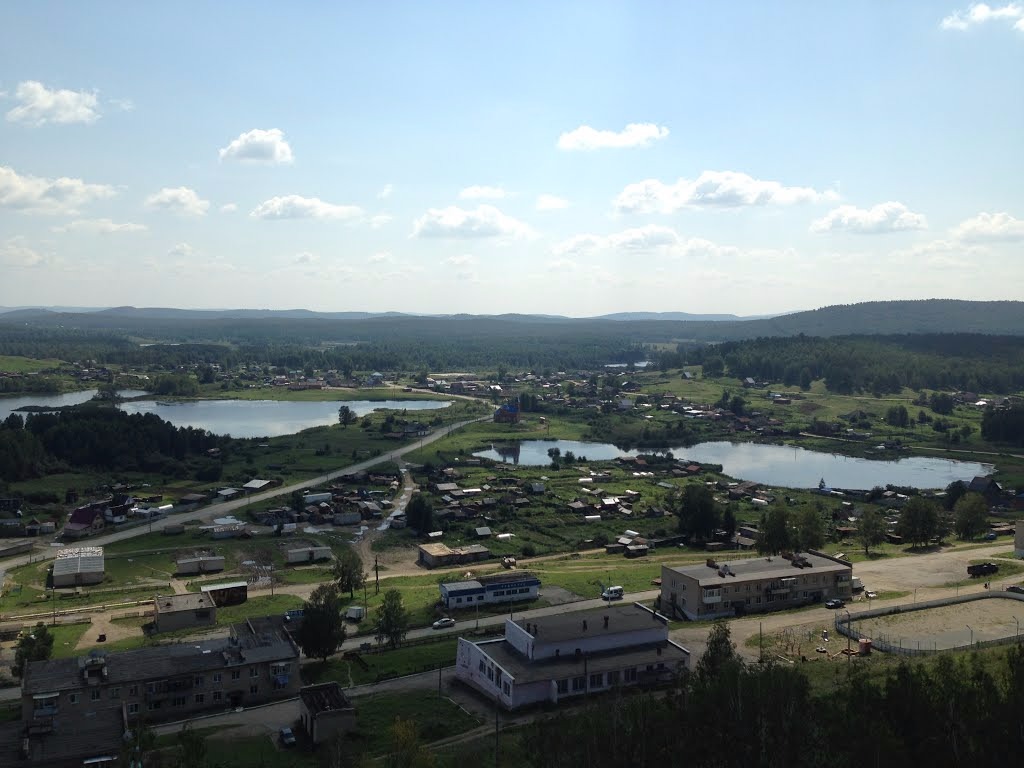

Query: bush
left=521, top=543, right=537, bottom=557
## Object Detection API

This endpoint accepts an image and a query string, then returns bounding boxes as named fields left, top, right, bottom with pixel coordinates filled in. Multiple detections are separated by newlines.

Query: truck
left=967, top=562, right=999, bottom=577
left=851, top=576, right=864, bottom=592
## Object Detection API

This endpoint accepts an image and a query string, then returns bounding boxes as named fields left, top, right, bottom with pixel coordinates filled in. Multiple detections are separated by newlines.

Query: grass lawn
left=943, top=558, right=1024, bottom=588
left=352, top=690, right=482, bottom=756
left=304, top=637, right=468, bottom=687
left=0, top=354, right=64, bottom=373
left=49, top=621, right=93, bottom=657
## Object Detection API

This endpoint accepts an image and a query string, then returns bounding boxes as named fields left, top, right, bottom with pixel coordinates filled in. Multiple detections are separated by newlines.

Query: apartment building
left=660, top=550, right=853, bottom=621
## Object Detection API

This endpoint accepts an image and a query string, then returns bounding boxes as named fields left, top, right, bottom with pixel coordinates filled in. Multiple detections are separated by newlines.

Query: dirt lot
left=853, top=543, right=1021, bottom=592
left=851, top=597, right=1024, bottom=650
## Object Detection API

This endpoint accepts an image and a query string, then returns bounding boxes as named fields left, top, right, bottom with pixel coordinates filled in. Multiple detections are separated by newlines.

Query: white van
left=601, top=585, right=624, bottom=600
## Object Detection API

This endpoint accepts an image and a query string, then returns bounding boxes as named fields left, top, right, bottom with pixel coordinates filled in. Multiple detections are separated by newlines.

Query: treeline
left=683, top=334, right=1024, bottom=394
left=523, top=624, right=1024, bottom=768
left=0, top=408, right=226, bottom=482
left=982, top=406, right=1024, bottom=446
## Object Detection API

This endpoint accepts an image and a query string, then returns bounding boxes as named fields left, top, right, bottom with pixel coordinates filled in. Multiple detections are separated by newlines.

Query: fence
left=834, top=590, right=1024, bottom=657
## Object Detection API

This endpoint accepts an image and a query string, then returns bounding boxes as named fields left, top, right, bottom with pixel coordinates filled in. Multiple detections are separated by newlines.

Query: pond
left=0, top=389, right=151, bottom=422
left=117, top=398, right=452, bottom=438
left=472, top=439, right=993, bottom=490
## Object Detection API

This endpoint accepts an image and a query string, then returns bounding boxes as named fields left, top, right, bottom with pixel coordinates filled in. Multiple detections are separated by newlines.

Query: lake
left=117, top=398, right=452, bottom=438
left=0, top=389, right=151, bottom=422
left=472, top=439, right=993, bottom=490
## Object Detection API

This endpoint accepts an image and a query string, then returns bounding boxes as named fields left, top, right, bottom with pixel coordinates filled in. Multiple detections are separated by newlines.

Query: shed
left=299, top=683, right=356, bottom=745
left=475, top=526, right=492, bottom=539
left=286, top=546, right=333, bottom=564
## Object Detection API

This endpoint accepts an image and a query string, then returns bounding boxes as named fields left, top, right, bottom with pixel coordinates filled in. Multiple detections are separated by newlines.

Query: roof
left=441, top=580, right=483, bottom=594
left=242, top=479, right=272, bottom=491
left=52, top=547, right=105, bottom=577
left=300, top=682, right=353, bottom=715
left=479, top=571, right=539, bottom=587
left=479, top=638, right=689, bottom=684
left=200, top=581, right=248, bottom=592
left=22, top=704, right=126, bottom=764
left=154, top=592, right=214, bottom=613
left=665, top=552, right=850, bottom=587
left=518, top=603, right=667, bottom=645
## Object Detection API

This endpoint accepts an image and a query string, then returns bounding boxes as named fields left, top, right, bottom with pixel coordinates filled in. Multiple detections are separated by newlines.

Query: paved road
left=0, top=414, right=490, bottom=573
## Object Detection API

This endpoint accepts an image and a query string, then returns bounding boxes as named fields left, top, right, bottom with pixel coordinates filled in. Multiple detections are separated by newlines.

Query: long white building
left=455, top=602, right=689, bottom=710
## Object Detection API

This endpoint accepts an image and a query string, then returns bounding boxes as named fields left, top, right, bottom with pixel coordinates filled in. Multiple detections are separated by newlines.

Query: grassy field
left=0, top=355, right=64, bottom=373
left=353, top=690, right=482, bottom=756
left=304, top=636, right=467, bottom=687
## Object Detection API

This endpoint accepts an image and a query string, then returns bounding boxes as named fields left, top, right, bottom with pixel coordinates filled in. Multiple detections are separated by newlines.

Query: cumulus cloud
left=220, top=203, right=238, bottom=213
left=144, top=187, right=209, bottom=216
left=951, top=211, right=1024, bottom=242
left=218, top=128, right=294, bottom=164
left=0, top=165, right=116, bottom=214
left=53, top=218, right=147, bottom=234
left=0, top=237, right=49, bottom=267
left=614, top=171, right=836, bottom=213
left=940, top=3, right=1024, bottom=31
left=250, top=195, right=363, bottom=221
left=378, top=183, right=393, bottom=200
left=5, top=80, right=100, bottom=125
left=459, top=185, right=507, bottom=200
left=411, top=205, right=533, bottom=239
left=370, top=214, right=393, bottom=228
left=809, top=202, right=928, bottom=234
left=552, top=225, right=728, bottom=259
left=558, top=123, right=669, bottom=151
left=536, top=194, right=570, bottom=211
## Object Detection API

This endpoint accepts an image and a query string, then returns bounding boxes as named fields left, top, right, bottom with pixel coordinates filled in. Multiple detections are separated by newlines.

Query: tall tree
left=384, top=717, right=435, bottom=768
left=695, top=621, right=738, bottom=682
left=376, top=589, right=409, bottom=649
left=953, top=492, right=988, bottom=541
left=897, top=496, right=939, bottom=548
left=858, top=507, right=887, bottom=556
left=338, top=405, right=356, bottom=428
left=14, top=622, right=54, bottom=676
left=333, top=547, right=366, bottom=599
left=297, top=584, right=347, bottom=663
left=675, top=484, right=720, bottom=540
left=722, top=505, right=737, bottom=540
left=757, top=507, right=791, bottom=556
left=943, top=480, right=968, bottom=510
left=405, top=494, right=434, bottom=534
left=793, top=505, right=826, bottom=551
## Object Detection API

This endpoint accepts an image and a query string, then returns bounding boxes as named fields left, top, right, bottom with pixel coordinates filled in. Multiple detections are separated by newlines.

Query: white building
left=455, top=603, right=689, bottom=710
left=440, top=572, right=541, bottom=609
left=51, top=546, right=105, bottom=587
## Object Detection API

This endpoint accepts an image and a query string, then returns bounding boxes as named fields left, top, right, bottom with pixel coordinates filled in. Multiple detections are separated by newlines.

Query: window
left=129, top=686, right=138, bottom=697
left=487, top=667, right=494, bottom=681
left=213, top=692, right=222, bottom=703
left=194, top=676, right=205, bottom=687
left=69, top=694, right=79, bottom=704
left=231, top=670, right=241, bottom=681
left=456, top=597, right=462, bottom=604
left=128, top=703, right=139, bottom=715
left=571, top=676, right=585, bottom=692
left=249, top=667, right=259, bottom=678
left=249, top=685, right=258, bottom=695
left=173, top=696, right=186, bottom=707
left=624, top=668, right=637, bottom=683
left=147, top=701, right=162, bottom=711
left=607, top=670, right=620, bottom=686
left=91, top=690, right=101, bottom=701
left=589, top=673, right=603, bottom=688
left=477, top=595, right=483, bottom=601
left=556, top=679, right=569, bottom=694
left=503, top=682, right=510, bottom=695
left=478, top=660, right=486, bottom=673
left=213, top=674, right=222, bottom=684
left=274, top=678, right=289, bottom=690
left=111, top=688, right=120, bottom=699
left=194, top=694, right=205, bottom=704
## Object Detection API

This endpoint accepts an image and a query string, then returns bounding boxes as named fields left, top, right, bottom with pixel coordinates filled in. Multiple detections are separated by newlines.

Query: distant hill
left=594, top=311, right=777, bottom=322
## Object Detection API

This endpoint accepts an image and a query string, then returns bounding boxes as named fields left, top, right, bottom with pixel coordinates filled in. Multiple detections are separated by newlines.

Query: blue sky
left=1, top=2, right=1022, bottom=316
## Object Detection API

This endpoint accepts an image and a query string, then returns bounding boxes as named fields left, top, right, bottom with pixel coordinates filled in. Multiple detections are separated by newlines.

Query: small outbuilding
left=52, top=546, right=105, bottom=587
left=153, top=592, right=217, bottom=633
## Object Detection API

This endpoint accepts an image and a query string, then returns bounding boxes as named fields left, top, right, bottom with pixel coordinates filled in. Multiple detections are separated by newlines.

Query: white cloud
left=220, top=203, right=238, bottom=213
left=0, top=165, right=116, bottom=214
left=0, top=237, right=49, bottom=267
left=369, top=251, right=394, bottom=263
left=615, top=171, right=837, bottom=213
left=553, top=225, right=726, bottom=258
left=53, top=218, right=147, bottom=234
left=443, top=254, right=477, bottom=266
left=940, top=3, right=1023, bottom=30
left=377, top=183, right=393, bottom=200
left=459, top=185, right=507, bottom=200
left=411, top=205, right=533, bottom=239
left=5, top=81, right=100, bottom=125
left=536, top=194, right=570, bottom=211
left=370, top=214, right=393, bottom=228
left=218, top=128, right=294, bottom=164
left=293, top=252, right=318, bottom=265
left=167, top=243, right=195, bottom=258
left=951, top=211, right=1024, bottom=241
left=110, top=98, right=134, bottom=112
left=145, top=187, right=209, bottom=216
left=557, top=123, right=669, bottom=151
left=250, top=195, right=363, bottom=221
left=809, top=202, right=928, bottom=234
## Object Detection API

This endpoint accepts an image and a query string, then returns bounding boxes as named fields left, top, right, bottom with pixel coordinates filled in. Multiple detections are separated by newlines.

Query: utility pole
left=374, top=556, right=380, bottom=594
left=438, top=662, right=443, bottom=698
left=363, top=578, right=368, bottom=615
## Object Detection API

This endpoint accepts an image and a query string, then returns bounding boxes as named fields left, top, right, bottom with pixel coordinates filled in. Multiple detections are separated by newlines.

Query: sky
left=1, top=2, right=1022, bottom=317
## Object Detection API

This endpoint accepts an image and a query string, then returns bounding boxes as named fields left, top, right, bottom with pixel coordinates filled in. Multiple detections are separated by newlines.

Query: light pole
left=967, top=624, right=973, bottom=646
left=1015, top=616, right=1019, bottom=639
left=913, top=588, right=917, bottom=604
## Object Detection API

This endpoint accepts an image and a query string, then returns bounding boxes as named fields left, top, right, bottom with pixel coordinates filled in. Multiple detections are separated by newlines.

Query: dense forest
left=523, top=624, right=1024, bottom=768
left=682, top=334, right=1024, bottom=395
left=0, top=408, right=226, bottom=484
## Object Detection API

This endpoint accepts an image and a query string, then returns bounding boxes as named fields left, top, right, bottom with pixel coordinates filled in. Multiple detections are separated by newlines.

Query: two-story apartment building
left=455, top=603, right=689, bottom=710
left=20, top=616, right=301, bottom=764
left=659, top=550, right=853, bottom=621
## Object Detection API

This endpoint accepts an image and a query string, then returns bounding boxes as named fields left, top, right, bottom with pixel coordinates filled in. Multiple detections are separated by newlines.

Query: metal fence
left=834, top=590, right=1024, bottom=656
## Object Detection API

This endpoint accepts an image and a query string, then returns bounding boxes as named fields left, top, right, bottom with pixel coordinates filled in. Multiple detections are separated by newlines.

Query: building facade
left=153, top=593, right=217, bottom=633
left=455, top=603, right=689, bottom=710
left=299, top=682, right=356, bottom=745
left=440, top=572, right=541, bottom=609
left=659, top=550, right=853, bottom=621
left=51, top=546, right=105, bottom=588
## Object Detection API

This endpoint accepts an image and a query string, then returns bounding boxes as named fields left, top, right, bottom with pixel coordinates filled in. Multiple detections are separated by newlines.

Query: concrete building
left=299, top=682, right=356, bottom=745
left=286, top=546, right=333, bottom=565
left=21, top=617, right=301, bottom=736
left=1015, top=521, right=1024, bottom=559
left=175, top=554, right=226, bottom=575
left=417, top=542, right=492, bottom=569
left=659, top=550, right=853, bottom=621
left=455, top=603, right=689, bottom=710
left=440, top=572, right=541, bottom=609
left=153, top=593, right=217, bottom=633
left=51, top=546, right=105, bottom=588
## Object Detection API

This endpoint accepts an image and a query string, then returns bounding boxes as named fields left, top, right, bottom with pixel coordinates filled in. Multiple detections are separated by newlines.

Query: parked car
left=967, top=562, right=999, bottom=577
left=865, top=591, right=878, bottom=600
left=1007, top=585, right=1024, bottom=594
left=279, top=727, right=296, bottom=747
left=432, top=617, right=456, bottom=630
left=825, top=598, right=845, bottom=609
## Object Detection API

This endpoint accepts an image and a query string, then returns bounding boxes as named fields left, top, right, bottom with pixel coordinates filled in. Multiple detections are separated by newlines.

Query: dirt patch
left=538, top=585, right=580, bottom=605
left=852, top=597, right=1024, bottom=651
left=798, top=401, right=823, bottom=414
